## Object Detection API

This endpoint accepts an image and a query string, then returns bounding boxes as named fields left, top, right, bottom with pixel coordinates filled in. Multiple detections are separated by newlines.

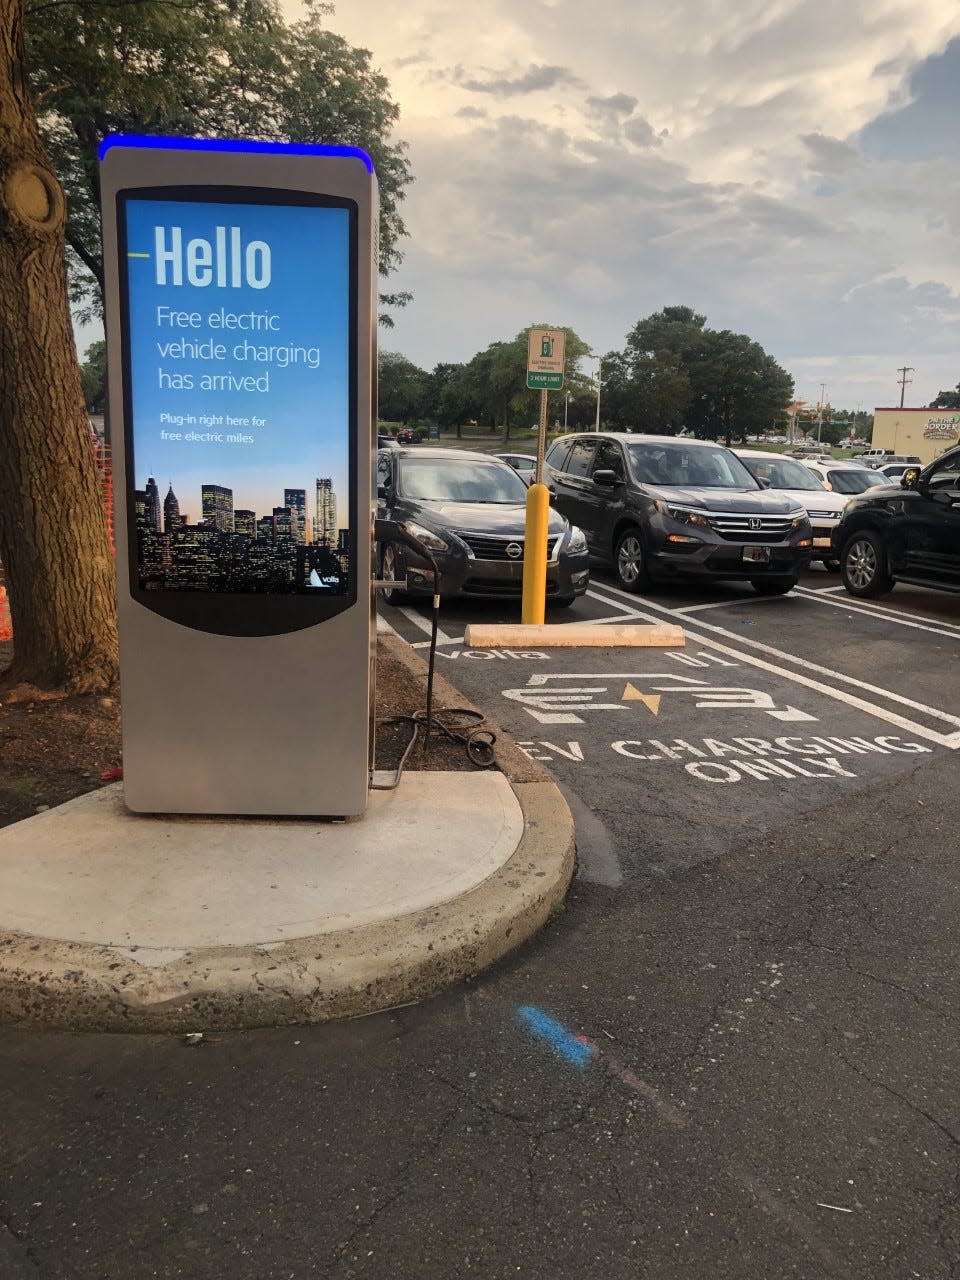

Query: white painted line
left=672, top=597, right=784, bottom=614
left=587, top=583, right=960, bottom=749
left=410, top=636, right=462, bottom=649
left=376, top=612, right=400, bottom=636
left=793, top=587, right=960, bottom=640
left=397, top=606, right=455, bottom=646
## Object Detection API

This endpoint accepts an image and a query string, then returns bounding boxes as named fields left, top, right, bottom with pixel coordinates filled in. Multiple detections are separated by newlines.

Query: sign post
left=100, top=136, right=377, bottom=816
left=522, top=328, right=565, bottom=624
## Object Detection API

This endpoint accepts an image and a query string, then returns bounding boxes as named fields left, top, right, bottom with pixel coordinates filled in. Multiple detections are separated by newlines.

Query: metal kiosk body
left=100, top=137, right=377, bottom=816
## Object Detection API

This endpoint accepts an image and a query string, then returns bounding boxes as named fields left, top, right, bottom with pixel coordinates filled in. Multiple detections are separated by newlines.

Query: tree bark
left=0, top=0, right=118, bottom=690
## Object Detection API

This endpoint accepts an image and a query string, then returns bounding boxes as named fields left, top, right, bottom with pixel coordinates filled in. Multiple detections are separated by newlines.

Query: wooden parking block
left=464, top=623, right=685, bottom=648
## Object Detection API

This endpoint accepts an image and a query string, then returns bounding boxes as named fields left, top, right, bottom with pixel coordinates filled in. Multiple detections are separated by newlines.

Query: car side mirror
left=901, top=469, right=920, bottom=490
left=758, top=477, right=771, bottom=489
left=593, top=469, right=620, bottom=488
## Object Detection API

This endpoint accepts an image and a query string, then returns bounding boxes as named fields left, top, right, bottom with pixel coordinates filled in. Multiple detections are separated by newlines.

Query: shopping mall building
left=870, top=407, right=960, bottom=464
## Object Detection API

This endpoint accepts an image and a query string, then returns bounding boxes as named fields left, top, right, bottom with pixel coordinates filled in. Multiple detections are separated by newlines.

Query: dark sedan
left=545, top=433, right=813, bottom=595
left=376, top=448, right=590, bottom=606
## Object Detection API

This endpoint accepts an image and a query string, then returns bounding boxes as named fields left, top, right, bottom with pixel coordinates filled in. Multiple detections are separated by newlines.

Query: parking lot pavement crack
left=836, top=1051, right=960, bottom=1150
left=427, top=1064, right=615, bottom=1136
left=806, top=955, right=957, bottom=1022
left=326, top=1103, right=462, bottom=1269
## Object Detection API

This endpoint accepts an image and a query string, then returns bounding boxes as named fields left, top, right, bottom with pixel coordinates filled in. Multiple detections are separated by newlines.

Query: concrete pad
left=465, top=622, right=685, bottom=648
left=0, top=630, right=576, bottom=1032
left=0, top=776, right=522, bottom=949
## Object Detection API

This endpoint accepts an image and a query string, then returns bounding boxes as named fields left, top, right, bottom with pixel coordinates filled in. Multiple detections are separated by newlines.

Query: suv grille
left=707, top=513, right=795, bottom=543
left=459, top=532, right=562, bottom=561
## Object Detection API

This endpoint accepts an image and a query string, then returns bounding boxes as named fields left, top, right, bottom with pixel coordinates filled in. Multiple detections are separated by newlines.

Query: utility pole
left=897, top=366, right=914, bottom=408
left=817, top=383, right=826, bottom=443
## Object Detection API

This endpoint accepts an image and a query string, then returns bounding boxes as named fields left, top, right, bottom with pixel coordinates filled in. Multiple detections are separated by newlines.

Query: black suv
left=544, top=433, right=813, bottom=595
left=832, top=444, right=960, bottom=596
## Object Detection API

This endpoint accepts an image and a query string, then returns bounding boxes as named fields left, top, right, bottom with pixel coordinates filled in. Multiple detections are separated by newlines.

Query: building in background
left=871, top=408, right=960, bottom=464
left=314, top=477, right=337, bottom=546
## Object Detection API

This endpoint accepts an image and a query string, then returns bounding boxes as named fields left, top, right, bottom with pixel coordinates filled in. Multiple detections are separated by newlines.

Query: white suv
left=735, top=450, right=847, bottom=569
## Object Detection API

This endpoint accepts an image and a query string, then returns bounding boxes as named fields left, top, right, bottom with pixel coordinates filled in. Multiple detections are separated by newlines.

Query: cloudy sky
left=286, top=0, right=960, bottom=413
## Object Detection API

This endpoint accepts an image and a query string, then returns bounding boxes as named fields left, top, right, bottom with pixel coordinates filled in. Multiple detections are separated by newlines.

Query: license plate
left=742, top=546, right=771, bottom=564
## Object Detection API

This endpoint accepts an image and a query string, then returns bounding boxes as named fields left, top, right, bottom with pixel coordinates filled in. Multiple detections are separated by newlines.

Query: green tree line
left=378, top=307, right=796, bottom=445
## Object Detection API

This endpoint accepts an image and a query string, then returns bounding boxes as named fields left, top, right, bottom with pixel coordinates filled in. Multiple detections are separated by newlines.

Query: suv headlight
left=567, top=526, right=588, bottom=553
left=788, top=508, right=810, bottom=530
left=654, top=500, right=712, bottom=529
left=403, top=520, right=449, bottom=552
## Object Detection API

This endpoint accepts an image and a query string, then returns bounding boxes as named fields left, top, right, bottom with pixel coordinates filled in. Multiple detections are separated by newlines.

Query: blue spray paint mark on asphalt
left=518, top=1006, right=597, bottom=1069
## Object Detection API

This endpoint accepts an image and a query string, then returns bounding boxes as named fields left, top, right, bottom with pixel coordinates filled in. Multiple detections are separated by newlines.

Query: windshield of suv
left=626, top=442, right=759, bottom=489
left=824, top=469, right=891, bottom=494
left=739, top=456, right=825, bottom=491
left=398, top=457, right=528, bottom=503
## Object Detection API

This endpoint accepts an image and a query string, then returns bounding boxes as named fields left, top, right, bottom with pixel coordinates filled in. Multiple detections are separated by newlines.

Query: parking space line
left=396, top=606, right=456, bottom=646
left=587, top=582, right=960, bottom=748
left=671, top=598, right=784, bottom=615
left=793, top=587, right=960, bottom=639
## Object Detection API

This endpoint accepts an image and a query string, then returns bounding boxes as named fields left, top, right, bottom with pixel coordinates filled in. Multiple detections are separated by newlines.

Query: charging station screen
left=121, top=192, right=355, bottom=600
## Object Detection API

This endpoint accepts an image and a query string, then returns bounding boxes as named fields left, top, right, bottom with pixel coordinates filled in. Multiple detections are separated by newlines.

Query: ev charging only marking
left=502, top=672, right=816, bottom=725
left=585, top=584, right=960, bottom=750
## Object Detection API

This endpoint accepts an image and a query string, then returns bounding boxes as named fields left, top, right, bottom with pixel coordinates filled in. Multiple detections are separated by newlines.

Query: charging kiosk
left=100, top=137, right=377, bottom=816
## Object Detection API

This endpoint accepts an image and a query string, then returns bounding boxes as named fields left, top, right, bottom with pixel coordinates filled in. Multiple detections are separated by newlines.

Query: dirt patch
left=0, top=636, right=488, bottom=829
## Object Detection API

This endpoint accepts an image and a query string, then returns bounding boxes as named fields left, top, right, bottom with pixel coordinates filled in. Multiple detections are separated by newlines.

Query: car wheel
left=840, top=531, right=892, bottom=597
left=380, top=543, right=408, bottom=605
left=751, top=576, right=797, bottom=596
left=614, top=528, right=651, bottom=593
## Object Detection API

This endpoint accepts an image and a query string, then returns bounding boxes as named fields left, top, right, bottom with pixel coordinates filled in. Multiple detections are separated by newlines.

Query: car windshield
left=740, top=457, right=825, bottom=491
left=825, top=469, right=891, bottom=494
left=626, top=442, right=759, bottom=489
left=398, top=457, right=529, bottom=503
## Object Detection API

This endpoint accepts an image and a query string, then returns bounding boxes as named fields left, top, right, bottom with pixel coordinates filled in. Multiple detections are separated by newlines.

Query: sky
left=276, top=0, right=960, bottom=414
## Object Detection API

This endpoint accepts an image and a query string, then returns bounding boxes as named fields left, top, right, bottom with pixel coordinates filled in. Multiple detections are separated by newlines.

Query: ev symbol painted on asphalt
left=501, top=672, right=817, bottom=726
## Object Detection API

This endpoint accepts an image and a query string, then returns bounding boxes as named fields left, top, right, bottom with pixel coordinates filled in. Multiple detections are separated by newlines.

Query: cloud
left=279, top=0, right=960, bottom=406
left=451, top=62, right=585, bottom=97
left=801, top=133, right=860, bottom=174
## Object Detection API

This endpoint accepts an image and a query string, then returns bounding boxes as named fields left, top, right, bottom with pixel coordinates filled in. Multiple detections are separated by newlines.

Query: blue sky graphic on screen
left=124, top=197, right=352, bottom=594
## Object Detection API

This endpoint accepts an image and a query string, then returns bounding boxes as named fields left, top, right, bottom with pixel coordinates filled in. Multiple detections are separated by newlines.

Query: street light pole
left=594, top=354, right=602, bottom=431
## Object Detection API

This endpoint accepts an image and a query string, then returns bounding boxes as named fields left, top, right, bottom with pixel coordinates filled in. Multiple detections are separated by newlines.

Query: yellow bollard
left=521, top=482, right=550, bottom=625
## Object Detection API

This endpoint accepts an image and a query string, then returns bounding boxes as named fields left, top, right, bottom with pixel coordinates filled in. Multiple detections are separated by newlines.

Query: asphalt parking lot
left=380, top=564, right=960, bottom=884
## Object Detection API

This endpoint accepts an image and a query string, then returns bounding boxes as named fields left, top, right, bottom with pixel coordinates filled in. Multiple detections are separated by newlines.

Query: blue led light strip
left=99, top=134, right=374, bottom=174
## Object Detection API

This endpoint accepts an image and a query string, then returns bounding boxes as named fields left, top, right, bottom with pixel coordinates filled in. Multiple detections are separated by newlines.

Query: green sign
left=527, top=371, right=564, bottom=390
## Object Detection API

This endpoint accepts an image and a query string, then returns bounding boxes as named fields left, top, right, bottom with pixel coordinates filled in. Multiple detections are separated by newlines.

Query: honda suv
left=544, top=433, right=812, bottom=595
left=833, top=444, right=960, bottom=596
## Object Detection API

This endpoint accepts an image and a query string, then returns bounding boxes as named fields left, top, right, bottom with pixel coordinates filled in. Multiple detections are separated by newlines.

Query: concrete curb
left=0, top=633, right=575, bottom=1032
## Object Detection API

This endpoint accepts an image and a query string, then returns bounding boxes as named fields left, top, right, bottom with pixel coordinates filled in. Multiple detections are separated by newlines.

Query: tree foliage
left=385, top=327, right=592, bottom=440
left=602, top=305, right=794, bottom=443
left=378, top=352, right=430, bottom=425
left=79, top=338, right=106, bottom=411
left=25, top=0, right=412, bottom=318
left=930, top=383, right=960, bottom=409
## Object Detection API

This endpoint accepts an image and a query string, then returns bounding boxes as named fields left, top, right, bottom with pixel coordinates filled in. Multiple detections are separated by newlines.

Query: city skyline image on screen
left=121, top=193, right=354, bottom=595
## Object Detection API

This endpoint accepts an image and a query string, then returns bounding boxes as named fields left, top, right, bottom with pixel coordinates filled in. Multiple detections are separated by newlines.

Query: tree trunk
left=0, top=0, right=118, bottom=691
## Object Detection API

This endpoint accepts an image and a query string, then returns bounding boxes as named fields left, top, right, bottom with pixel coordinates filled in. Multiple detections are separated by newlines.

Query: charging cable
left=372, top=519, right=495, bottom=789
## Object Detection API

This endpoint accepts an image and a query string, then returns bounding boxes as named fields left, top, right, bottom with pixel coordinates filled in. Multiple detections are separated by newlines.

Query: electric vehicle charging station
left=100, top=136, right=377, bottom=817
